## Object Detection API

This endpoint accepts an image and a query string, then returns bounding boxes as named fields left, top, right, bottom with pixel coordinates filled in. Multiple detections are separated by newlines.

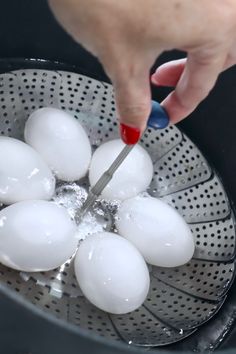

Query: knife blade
left=75, top=101, right=169, bottom=223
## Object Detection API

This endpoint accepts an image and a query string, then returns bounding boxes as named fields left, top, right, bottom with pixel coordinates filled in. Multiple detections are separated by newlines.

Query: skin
left=48, top=0, right=236, bottom=133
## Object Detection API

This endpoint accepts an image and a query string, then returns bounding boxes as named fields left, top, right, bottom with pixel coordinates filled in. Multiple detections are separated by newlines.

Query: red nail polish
left=120, top=123, right=141, bottom=145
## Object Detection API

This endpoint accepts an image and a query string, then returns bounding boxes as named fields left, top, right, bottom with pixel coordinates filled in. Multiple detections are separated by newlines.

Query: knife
left=75, top=101, right=169, bottom=223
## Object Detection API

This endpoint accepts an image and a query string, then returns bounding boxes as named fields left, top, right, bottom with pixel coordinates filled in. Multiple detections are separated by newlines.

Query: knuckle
left=119, top=103, right=150, bottom=119
left=188, top=82, right=210, bottom=98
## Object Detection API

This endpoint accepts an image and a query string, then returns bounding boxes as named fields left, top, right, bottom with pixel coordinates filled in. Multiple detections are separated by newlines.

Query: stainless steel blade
left=75, top=144, right=135, bottom=222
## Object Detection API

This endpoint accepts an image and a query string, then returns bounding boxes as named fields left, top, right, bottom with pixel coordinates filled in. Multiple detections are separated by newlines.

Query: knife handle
left=147, top=100, right=169, bottom=129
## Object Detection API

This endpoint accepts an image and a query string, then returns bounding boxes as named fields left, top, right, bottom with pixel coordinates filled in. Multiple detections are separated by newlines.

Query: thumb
left=112, top=68, right=151, bottom=145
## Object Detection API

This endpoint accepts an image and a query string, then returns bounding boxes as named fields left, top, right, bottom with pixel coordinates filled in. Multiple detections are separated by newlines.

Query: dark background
left=0, top=0, right=236, bottom=353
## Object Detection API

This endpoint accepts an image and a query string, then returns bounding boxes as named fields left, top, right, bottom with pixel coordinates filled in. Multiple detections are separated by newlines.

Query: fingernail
left=120, top=123, right=141, bottom=145
left=151, top=75, right=163, bottom=86
left=147, top=100, right=169, bottom=129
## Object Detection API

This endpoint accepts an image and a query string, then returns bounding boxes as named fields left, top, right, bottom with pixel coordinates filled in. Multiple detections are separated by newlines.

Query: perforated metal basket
left=0, top=66, right=235, bottom=349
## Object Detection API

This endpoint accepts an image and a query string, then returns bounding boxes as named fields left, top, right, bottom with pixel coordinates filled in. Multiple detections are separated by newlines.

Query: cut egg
left=89, top=139, right=153, bottom=200
left=24, top=107, right=92, bottom=182
left=74, top=232, right=150, bottom=314
left=116, top=196, right=195, bottom=267
left=0, top=200, right=78, bottom=271
left=0, top=136, right=55, bottom=204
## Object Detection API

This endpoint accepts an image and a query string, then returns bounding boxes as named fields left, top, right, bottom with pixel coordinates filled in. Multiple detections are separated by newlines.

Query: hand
left=48, top=0, right=236, bottom=143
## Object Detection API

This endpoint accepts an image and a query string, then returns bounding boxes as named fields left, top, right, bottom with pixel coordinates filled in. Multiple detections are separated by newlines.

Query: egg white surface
left=89, top=139, right=153, bottom=200
left=0, top=200, right=78, bottom=271
left=24, top=107, right=92, bottom=181
left=74, top=232, right=150, bottom=314
left=0, top=136, right=55, bottom=204
left=116, top=196, right=195, bottom=267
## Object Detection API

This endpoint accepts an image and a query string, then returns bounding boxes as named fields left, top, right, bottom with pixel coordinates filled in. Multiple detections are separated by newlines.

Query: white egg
left=89, top=139, right=153, bottom=200
left=0, top=137, right=55, bottom=204
left=24, top=107, right=92, bottom=182
left=116, top=196, right=195, bottom=267
left=0, top=200, right=78, bottom=271
left=74, top=232, right=150, bottom=314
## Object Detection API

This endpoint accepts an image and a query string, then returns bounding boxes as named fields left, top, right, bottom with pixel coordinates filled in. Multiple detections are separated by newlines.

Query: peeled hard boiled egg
left=0, top=200, right=78, bottom=271
left=74, top=232, right=150, bottom=314
left=0, top=136, right=55, bottom=204
left=89, top=139, right=153, bottom=200
left=24, top=107, right=92, bottom=181
left=116, top=196, right=195, bottom=267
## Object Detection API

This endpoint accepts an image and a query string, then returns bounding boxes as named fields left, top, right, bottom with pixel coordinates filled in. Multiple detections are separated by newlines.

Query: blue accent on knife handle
left=147, top=100, right=169, bottom=129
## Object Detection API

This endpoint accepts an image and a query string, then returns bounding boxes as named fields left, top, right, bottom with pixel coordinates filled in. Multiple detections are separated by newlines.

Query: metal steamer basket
left=0, top=65, right=235, bottom=349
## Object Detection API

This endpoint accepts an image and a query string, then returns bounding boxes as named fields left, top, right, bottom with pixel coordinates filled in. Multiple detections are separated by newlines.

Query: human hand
left=48, top=0, right=236, bottom=143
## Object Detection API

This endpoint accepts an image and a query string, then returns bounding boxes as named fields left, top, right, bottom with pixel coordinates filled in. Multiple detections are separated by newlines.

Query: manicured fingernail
left=120, top=123, right=141, bottom=145
left=147, top=100, right=169, bottom=129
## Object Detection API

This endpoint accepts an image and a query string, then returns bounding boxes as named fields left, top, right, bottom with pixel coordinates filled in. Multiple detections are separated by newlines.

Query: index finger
left=161, top=52, right=226, bottom=124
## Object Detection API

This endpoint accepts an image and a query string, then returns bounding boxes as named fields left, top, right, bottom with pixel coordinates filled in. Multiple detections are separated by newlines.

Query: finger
left=223, top=51, right=236, bottom=70
left=161, top=52, right=226, bottom=124
left=151, top=53, right=236, bottom=89
left=112, top=68, right=152, bottom=144
left=151, top=58, right=187, bottom=87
